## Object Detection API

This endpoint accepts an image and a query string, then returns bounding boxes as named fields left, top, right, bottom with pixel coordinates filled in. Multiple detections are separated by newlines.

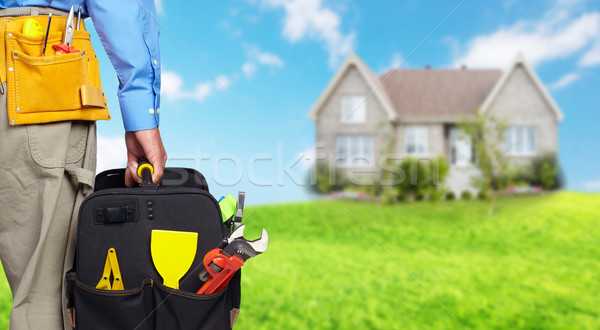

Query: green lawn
left=2, top=192, right=599, bottom=329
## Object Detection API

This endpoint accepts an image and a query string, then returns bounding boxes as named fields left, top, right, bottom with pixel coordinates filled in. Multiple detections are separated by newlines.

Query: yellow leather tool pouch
left=4, top=16, right=111, bottom=125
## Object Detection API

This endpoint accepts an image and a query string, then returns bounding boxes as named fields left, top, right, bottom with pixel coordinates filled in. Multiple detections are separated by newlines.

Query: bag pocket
left=152, top=282, right=232, bottom=330
left=5, top=20, right=110, bottom=125
left=66, top=273, right=236, bottom=330
left=66, top=274, right=153, bottom=330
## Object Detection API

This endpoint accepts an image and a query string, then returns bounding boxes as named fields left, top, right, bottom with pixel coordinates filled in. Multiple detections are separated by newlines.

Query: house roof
left=379, top=68, right=502, bottom=118
left=480, top=53, right=564, bottom=122
left=308, top=52, right=398, bottom=121
left=309, top=52, right=564, bottom=123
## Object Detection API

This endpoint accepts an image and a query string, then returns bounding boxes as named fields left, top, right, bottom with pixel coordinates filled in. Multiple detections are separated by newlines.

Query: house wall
left=486, top=64, right=559, bottom=165
left=316, top=64, right=393, bottom=183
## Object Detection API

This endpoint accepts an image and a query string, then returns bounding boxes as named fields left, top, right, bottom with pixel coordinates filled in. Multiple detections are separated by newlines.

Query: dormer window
left=341, top=95, right=366, bottom=123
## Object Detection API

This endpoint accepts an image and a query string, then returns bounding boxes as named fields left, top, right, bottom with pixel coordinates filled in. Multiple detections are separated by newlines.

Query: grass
left=1, top=192, right=599, bottom=329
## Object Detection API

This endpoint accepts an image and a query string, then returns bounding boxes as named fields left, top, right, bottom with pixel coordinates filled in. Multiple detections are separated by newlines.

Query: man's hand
left=124, top=127, right=168, bottom=187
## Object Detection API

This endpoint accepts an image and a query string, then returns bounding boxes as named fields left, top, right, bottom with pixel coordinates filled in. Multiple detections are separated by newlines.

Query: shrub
left=461, top=191, right=472, bottom=200
left=396, top=192, right=407, bottom=202
left=396, top=158, right=429, bottom=199
left=429, top=156, right=450, bottom=187
left=493, top=153, right=563, bottom=191
left=531, top=153, right=562, bottom=189
left=445, top=191, right=456, bottom=200
left=429, top=187, right=447, bottom=202
left=310, top=163, right=349, bottom=194
left=415, top=191, right=426, bottom=201
left=477, top=190, right=488, bottom=200
left=540, top=161, right=558, bottom=190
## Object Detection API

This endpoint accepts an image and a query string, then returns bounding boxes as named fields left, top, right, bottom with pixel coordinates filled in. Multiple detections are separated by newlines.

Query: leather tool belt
left=0, top=7, right=110, bottom=125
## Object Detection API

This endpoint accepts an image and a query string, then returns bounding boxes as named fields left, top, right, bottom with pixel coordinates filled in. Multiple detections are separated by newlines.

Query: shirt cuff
left=119, top=93, right=160, bottom=131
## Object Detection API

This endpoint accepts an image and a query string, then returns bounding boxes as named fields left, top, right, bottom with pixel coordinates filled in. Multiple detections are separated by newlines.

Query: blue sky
left=89, top=0, right=600, bottom=204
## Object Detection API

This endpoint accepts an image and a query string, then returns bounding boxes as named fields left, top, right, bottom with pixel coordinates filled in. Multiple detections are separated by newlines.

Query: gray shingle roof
left=378, top=69, right=503, bottom=117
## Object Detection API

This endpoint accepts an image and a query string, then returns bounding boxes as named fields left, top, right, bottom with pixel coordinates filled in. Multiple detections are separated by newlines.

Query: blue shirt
left=0, top=0, right=161, bottom=131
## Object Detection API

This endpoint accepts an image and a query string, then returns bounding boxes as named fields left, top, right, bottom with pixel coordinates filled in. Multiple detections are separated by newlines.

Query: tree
left=459, top=111, right=509, bottom=214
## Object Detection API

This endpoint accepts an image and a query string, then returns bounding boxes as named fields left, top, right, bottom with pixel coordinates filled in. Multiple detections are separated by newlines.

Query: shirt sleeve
left=86, top=0, right=161, bottom=131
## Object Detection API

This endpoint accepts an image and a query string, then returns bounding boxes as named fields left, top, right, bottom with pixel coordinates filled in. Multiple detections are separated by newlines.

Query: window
left=336, top=135, right=373, bottom=167
left=504, top=126, right=537, bottom=155
left=341, top=95, right=366, bottom=123
left=405, top=126, right=428, bottom=155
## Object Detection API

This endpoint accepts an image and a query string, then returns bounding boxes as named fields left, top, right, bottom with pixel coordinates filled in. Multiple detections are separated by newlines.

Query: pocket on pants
left=26, top=121, right=90, bottom=168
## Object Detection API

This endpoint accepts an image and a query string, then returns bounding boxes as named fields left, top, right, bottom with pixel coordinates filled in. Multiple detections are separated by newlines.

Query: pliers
left=197, top=225, right=269, bottom=294
left=52, top=6, right=79, bottom=54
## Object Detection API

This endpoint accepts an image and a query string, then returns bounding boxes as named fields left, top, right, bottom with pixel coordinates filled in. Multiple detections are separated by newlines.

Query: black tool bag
left=65, top=168, right=241, bottom=330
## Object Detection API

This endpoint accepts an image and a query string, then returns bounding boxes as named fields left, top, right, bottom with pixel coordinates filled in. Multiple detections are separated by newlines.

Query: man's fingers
left=125, top=127, right=167, bottom=185
left=148, top=154, right=167, bottom=184
left=125, top=156, right=144, bottom=187
left=125, top=166, right=136, bottom=187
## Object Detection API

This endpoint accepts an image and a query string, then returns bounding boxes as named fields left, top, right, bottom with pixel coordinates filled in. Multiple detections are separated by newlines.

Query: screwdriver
left=77, top=6, right=81, bottom=30
left=41, top=13, right=52, bottom=56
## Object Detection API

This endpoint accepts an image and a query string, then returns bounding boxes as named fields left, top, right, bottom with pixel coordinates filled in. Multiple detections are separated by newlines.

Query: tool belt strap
left=0, top=7, right=69, bottom=18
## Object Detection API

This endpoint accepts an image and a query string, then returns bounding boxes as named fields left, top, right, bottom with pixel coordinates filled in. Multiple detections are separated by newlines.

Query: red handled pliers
left=53, top=6, right=79, bottom=54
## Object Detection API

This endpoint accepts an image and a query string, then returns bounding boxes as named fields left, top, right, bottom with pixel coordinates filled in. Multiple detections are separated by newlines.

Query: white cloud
left=583, top=179, right=600, bottom=190
left=549, top=72, right=579, bottom=90
left=452, top=9, right=600, bottom=68
left=241, top=44, right=284, bottom=79
left=378, top=52, right=405, bottom=74
left=258, top=0, right=355, bottom=68
left=96, top=135, right=127, bottom=174
left=579, top=40, right=600, bottom=66
left=256, top=51, right=284, bottom=67
left=162, top=70, right=232, bottom=102
left=161, top=71, right=185, bottom=100
left=246, top=45, right=284, bottom=67
left=154, top=0, right=164, bottom=16
left=390, top=53, right=403, bottom=69
left=215, top=75, right=231, bottom=89
left=242, top=62, right=257, bottom=79
left=191, top=83, right=212, bottom=101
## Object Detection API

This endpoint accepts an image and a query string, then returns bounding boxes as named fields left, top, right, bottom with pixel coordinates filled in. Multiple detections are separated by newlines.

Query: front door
left=450, top=128, right=472, bottom=167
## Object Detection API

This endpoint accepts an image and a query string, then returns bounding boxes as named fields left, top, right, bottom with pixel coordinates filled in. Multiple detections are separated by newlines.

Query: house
left=308, top=52, right=564, bottom=195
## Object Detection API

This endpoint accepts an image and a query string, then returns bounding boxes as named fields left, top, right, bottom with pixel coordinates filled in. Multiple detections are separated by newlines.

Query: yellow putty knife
left=151, top=230, right=198, bottom=290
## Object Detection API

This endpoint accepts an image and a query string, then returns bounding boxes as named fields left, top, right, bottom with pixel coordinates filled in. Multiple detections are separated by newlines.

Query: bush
left=492, top=153, right=563, bottom=191
left=477, top=190, right=488, bottom=200
left=396, top=158, right=429, bottom=199
left=540, top=161, right=558, bottom=190
left=429, top=188, right=446, bottom=202
left=445, top=191, right=456, bottom=200
left=310, top=163, right=349, bottom=194
left=531, top=153, right=562, bottom=190
left=429, top=156, right=450, bottom=187
left=415, top=191, right=426, bottom=201
left=460, top=191, right=472, bottom=200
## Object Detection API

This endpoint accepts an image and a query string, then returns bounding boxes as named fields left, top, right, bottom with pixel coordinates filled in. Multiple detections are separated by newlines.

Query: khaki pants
left=0, top=80, right=97, bottom=329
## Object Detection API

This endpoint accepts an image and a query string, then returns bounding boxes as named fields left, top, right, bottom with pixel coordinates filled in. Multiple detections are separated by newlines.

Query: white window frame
left=405, top=126, right=428, bottom=156
left=341, top=95, right=366, bottom=124
left=504, top=126, right=537, bottom=156
left=336, top=135, right=374, bottom=167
